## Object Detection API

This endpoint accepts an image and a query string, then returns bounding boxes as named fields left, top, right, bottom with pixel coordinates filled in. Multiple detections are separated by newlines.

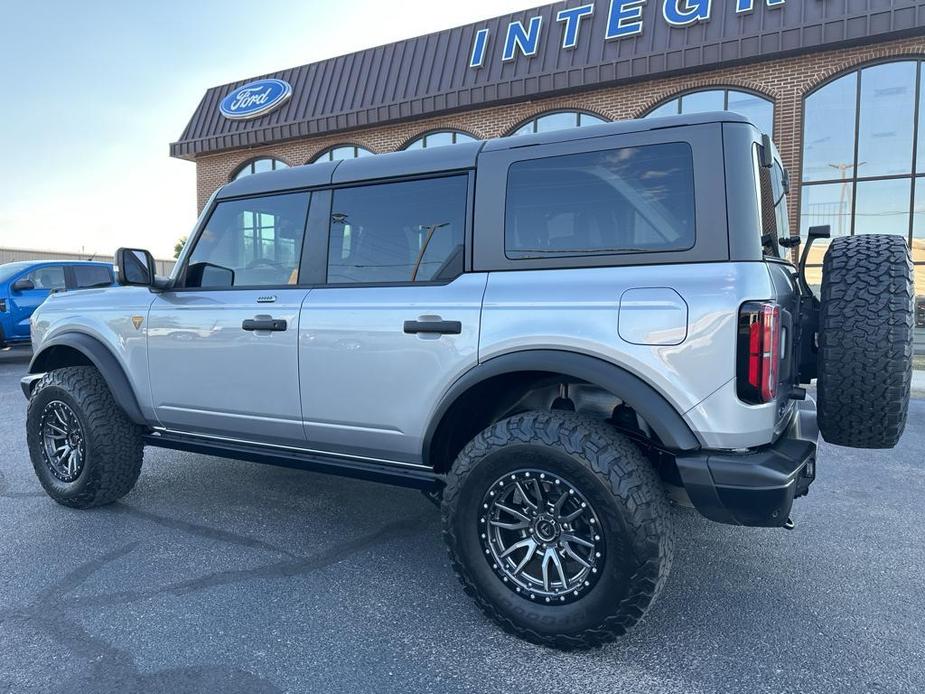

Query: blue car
left=0, top=260, right=115, bottom=348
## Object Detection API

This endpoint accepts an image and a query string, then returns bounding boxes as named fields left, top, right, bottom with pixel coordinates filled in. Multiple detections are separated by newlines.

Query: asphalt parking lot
left=1, top=348, right=923, bottom=694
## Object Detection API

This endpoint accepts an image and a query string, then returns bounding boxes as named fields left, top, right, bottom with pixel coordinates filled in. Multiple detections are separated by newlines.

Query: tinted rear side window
left=504, top=143, right=696, bottom=259
left=72, top=265, right=113, bottom=289
left=327, top=175, right=467, bottom=284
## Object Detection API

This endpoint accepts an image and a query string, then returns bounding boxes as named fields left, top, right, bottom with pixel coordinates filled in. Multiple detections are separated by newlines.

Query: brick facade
left=192, top=35, right=925, bottom=235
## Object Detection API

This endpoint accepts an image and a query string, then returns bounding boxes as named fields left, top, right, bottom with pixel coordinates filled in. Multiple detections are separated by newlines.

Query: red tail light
left=737, top=302, right=781, bottom=404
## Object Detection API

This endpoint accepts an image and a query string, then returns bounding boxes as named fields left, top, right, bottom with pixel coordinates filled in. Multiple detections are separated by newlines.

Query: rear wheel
left=442, top=411, right=673, bottom=649
left=817, top=235, right=914, bottom=448
left=27, top=366, right=143, bottom=508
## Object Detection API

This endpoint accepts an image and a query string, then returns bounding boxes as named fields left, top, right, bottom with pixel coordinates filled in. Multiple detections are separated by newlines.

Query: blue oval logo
left=220, top=79, right=292, bottom=120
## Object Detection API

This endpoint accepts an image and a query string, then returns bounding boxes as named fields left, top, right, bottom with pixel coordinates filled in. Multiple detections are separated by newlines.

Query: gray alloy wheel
left=39, top=400, right=86, bottom=483
left=480, top=469, right=604, bottom=604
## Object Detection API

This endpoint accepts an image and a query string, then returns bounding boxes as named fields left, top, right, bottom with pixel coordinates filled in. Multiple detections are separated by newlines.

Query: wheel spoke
left=495, top=503, right=530, bottom=523
left=512, top=540, right=538, bottom=574
left=561, top=533, right=593, bottom=549
left=561, top=506, right=585, bottom=523
left=541, top=548, right=569, bottom=592
left=53, top=408, right=67, bottom=427
left=489, top=519, right=530, bottom=531
left=553, top=490, right=569, bottom=515
left=562, top=541, right=592, bottom=568
left=550, top=548, right=569, bottom=588
left=47, top=423, right=67, bottom=437
left=528, top=478, right=545, bottom=505
left=514, top=481, right=538, bottom=510
left=498, top=537, right=534, bottom=560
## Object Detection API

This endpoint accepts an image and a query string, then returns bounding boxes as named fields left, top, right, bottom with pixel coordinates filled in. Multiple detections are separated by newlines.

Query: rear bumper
left=675, top=399, right=817, bottom=527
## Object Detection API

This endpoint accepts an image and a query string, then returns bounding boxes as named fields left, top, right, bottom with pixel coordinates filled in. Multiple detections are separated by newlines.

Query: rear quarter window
left=504, top=143, right=696, bottom=260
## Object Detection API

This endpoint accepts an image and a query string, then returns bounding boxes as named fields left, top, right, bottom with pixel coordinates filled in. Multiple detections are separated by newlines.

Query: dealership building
left=172, top=0, right=925, bottom=348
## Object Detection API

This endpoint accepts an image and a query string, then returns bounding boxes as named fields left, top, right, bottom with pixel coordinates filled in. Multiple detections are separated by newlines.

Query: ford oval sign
left=220, top=79, right=292, bottom=120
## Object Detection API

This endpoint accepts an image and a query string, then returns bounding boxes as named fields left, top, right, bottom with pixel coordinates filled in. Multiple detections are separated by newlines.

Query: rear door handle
left=403, top=320, right=462, bottom=335
left=242, top=318, right=287, bottom=332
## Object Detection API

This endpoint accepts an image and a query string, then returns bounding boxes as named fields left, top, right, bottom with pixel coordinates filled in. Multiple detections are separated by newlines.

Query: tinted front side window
left=505, top=144, right=696, bottom=259
left=27, top=266, right=66, bottom=290
left=327, top=176, right=467, bottom=284
left=72, top=266, right=113, bottom=289
left=186, top=193, right=309, bottom=288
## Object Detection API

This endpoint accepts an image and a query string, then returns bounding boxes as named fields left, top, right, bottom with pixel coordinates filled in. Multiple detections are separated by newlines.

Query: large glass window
left=504, top=144, right=696, bottom=260
left=645, top=89, right=774, bottom=135
left=327, top=176, right=468, bottom=284
left=802, top=61, right=924, bottom=238
left=186, top=193, right=309, bottom=288
left=232, top=157, right=289, bottom=181
left=311, top=145, right=374, bottom=163
left=510, top=111, right=608, bottom=137
left=404, top=131, right=477, bottom=150
left=802, top=59, right=925, bottom=359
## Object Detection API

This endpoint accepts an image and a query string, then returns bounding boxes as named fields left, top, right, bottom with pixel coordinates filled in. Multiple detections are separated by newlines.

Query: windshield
left=0, top=262, right=32, bottom=284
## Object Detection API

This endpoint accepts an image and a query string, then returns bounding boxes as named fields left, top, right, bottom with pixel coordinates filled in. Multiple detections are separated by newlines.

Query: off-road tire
left=442, top=411, right=673, bottom=650
left=817, top=234, right=914, bottom=448
left=27, top=366, right=143, bottom=508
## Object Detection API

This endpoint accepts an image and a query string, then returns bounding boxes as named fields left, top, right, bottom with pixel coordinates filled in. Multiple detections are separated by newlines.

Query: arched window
left=231, top=157, right=289, bottom=181
left=403, top=131, right=477, bottom=150
left=509, top=111, right=608, bottom=137
left=311, top=145, right=374, bottom=163
left=801, top=59, right=925, bottom=354
left=645, top=89, right=774, bottom=135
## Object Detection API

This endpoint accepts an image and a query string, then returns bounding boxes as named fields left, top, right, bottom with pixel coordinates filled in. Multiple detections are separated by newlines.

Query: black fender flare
left=28, top=332, right=147, bottom=425
left=422, top=350, right=701, bottom=466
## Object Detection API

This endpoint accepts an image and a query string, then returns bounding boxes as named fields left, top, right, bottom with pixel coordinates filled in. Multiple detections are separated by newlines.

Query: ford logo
left=220, top=79, right=292, bottom=120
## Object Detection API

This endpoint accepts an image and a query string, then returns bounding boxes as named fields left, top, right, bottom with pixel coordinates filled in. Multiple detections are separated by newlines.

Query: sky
left=0, top=0, right=535, bottom=260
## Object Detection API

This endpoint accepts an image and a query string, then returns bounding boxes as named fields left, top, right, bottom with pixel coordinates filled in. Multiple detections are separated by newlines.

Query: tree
left=174, top=236, right=187, bottom=259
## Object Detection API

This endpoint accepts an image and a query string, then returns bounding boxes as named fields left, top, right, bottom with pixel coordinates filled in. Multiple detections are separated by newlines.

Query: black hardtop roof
left=216, top=112, right=751, bottom=200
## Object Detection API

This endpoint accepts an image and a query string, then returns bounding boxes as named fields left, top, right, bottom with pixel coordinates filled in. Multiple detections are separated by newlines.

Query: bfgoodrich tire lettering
left=817, top=235, right=914, bottom=449
left=27, top=366, right=143, bottom=508
left=442, top=411, right=673, bottom=649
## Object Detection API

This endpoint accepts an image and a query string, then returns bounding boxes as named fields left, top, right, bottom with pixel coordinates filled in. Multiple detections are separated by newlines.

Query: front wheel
left=27, top=366, right=143, bottom=508
left=442, top=411, right=673, bottom=649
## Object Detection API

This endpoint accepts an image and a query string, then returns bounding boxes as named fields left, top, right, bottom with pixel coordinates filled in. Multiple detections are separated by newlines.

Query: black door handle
left=403, top=320, right=462, bottom=335
left=242, top=318, right=287, bottom=332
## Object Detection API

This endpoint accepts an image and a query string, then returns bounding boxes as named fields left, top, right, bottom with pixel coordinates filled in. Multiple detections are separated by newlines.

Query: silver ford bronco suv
left=22, top=113, right=914, bottom=649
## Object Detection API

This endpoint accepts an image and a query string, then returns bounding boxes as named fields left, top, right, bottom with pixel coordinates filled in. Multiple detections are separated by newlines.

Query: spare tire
left=817, top=234, right=914, bottom=448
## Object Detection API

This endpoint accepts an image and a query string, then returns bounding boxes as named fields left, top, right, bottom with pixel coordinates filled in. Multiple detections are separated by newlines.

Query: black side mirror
left=11, top=278, right=35, bottom=292
left=115, top=248, right=155, bottom=287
